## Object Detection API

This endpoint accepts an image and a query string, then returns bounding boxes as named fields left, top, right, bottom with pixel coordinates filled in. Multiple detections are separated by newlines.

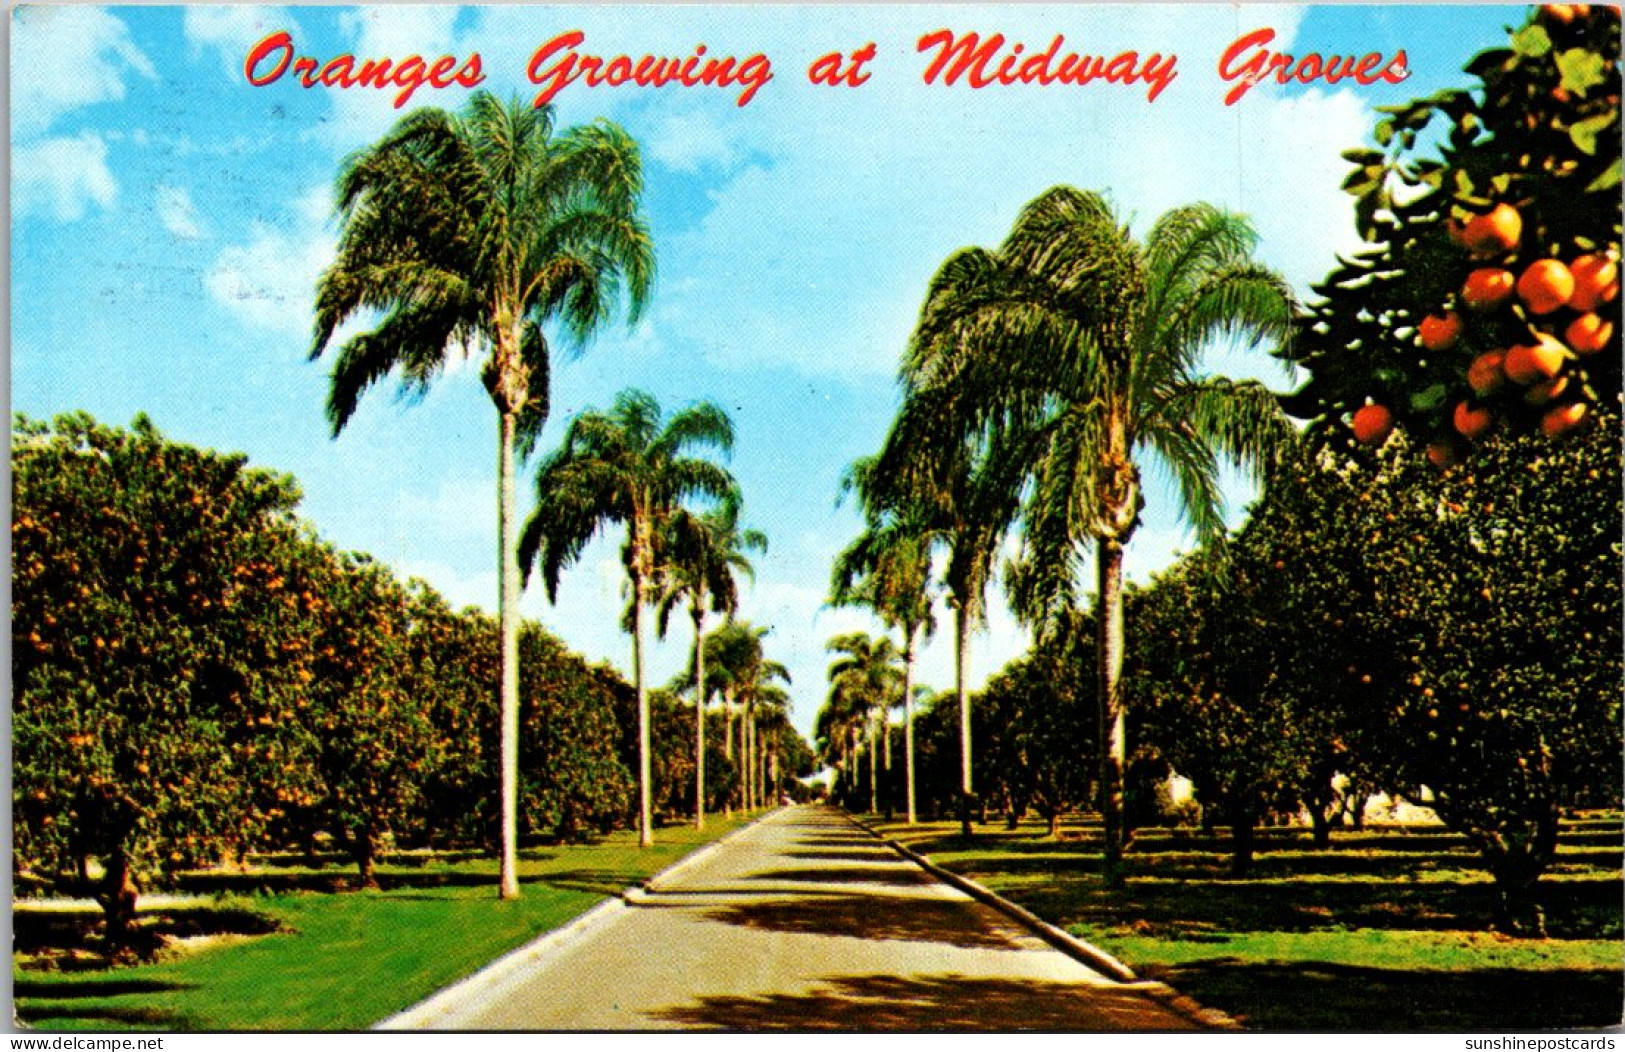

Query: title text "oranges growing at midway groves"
left=242, top=27, right=1410, bottom=109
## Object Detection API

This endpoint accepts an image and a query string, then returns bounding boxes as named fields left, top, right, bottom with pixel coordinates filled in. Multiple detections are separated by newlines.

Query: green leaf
left=1555, top=48, right=1608, bottom=96
left=1569, top=113, right=1617, bottom=156
left=1375, top=120, right=1395, bottom=148
left=1464, top=47, right=1515, bottom=77
left=1585, top=157, right=1622, bottom=192
left=1510, top=24, right=1552, bottom=58
left=1410, top=384, right=1449, bottom=412
left=1342, top=149, right=1385, bottom=166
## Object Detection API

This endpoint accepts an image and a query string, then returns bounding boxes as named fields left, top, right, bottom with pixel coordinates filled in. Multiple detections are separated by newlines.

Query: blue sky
left=13, top=4, right=1526, bottom=738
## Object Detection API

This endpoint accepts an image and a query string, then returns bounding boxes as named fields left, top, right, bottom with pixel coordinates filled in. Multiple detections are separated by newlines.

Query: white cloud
left=156, top=185, right=206, bottom=240
left=14, top=134, right=117, bottom=221
left=645, top=107, right=752, bottom=174
left=310, top=7, right=468, bottom=148
left=184, top=6, right=298, bottom=75
left=205, top=185, right=333, bottom=336
left=13, top=7, right=156, bottom=136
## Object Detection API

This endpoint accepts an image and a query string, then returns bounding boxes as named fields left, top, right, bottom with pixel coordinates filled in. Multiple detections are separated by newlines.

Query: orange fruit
left=1541, top=401, right=1589, bottom=437
left=1467, top=351, right=1506, bottom=395
left=1568, top=254, right=1620, bottom=311
left=1517, top=259, right=1576, bottom=315
left=1426, top=440, right=1459, bottom=469
left=1418, top=312, right=1463, bottom=351
left=1565, top=312, right=1615, bottom=354
left=1525, top=375, right=1571, bottom=405
left=1462, top=268, right=1515, bottom=309
left=1461, top=204, right=1522, bottom=256
left=1352, top=404, right=1394, bottom=445
left=1503, top=333, right=1569, bottom=384
left=1453, top=401, right=1494, bottom=440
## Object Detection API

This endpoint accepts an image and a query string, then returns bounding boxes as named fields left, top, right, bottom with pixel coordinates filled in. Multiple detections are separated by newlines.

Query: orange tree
left=1126, top=539, right=1344, bottom=876
left=971, top=614, right=1097, bottom=837
left=1281, top=5, right=1620, bottom=460
left=401, top=586, right=500, bottom=850
left=11, top=413, right=322, bottom=948
left=517, top=628, right=635, bottom=841
left=1350, top=416, right=1622, bottom=934
left=1139, top=419, right=1621, bottom=930
left=301, top=549, right=442, bottom=888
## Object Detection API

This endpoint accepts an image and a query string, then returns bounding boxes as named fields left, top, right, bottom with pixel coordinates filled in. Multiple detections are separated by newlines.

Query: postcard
left=10, top=2, right=1622, bottom=1037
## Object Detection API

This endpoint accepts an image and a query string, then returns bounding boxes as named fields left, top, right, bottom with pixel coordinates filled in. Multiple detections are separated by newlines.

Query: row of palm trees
left=307, top=93, right=790, bottom=896
left=831, top=188, right=1295, bottom=883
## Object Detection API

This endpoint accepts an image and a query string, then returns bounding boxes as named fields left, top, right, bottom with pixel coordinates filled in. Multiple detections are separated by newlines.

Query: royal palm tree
left=895, top=187, right=1294, bottom=882
left=519, top=389, right=736, bottom=847
left=826, top=632, right=904, bottom=814
left=738, top=639, right=792, bottom=811
left=310, top=92, right=653, bottom=898
left=870, top=401, right=1031, bottom=835
left=658, top=495, right=766, bottom=828
left=833, top=459, right=938, bottom=823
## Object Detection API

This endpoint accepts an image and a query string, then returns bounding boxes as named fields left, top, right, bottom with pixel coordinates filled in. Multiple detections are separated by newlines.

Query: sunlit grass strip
left=14, top=814, right=757, bottom=1031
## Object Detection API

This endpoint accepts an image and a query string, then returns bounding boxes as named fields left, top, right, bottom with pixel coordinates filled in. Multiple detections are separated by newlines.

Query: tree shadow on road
left=747, top=866, right=931, bottom=889
left=702, top=894, right=1026, bottom=951
left=649, top=972, right=1196, bottom=1030
left=783, top=849, right=904, bottom=864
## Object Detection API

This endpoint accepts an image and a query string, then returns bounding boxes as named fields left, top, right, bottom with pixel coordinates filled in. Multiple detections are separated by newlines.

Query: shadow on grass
left=14, top=1004, right=193, bottom=1028
left=170, top=868, right=569, bottom=896
left=14, top=907, right=283, bottom=958
left=538, top=868, right=651, bottom=896
left=14, top=979, right=194, bottom=1000
left=649, top=972, right=1197, bottom=1030
left=703, top=894, right=1023, bottom=951
left=1142, top=959, right=1625, bottom=1031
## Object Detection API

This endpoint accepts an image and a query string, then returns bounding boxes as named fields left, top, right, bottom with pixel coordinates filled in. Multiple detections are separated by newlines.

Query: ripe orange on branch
left=1352, top=404, right=1394, bottom=445
left=1502, top=333, right=1569, bottom=384
left=1568, top=253, right=1619, bottom=312
left=1525, top=375, right=1571, bottom=405
left=1467, top=351, right=1507, bottom=395
left=1541, top=401, right=1589, bottom=437
left=1516, top=259, right=1575, bottom=315
left=1461, top=204, right=1523, bottom=256
left=1419, top=312, right=1463, bottom=350
left=1462, top=268, right=1516, bottom=309
left=1565, top=312, right=1615, bottom=355
left=1453, top=401, right=1494, bottom=439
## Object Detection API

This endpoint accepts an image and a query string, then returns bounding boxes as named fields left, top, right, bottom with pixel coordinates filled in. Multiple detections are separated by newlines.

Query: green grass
left=14, top=814, right=755, bottom=1031
left=873, top=814, right=1624, bottom=1031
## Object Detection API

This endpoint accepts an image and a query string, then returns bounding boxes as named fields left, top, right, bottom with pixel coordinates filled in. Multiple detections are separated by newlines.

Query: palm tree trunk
left=868, top=710, right=879, bottom=814
left=956, top=605, right=973, bottom=837
left=903, top=625, right=918, bottom=825
left=631, top=569, right=653, bottom=848
left=746, top=703, right=758, bottom=810
left=723, top=689, right=735, bottom=816
left=693, top=605, right=707, bottom=831
left=1098, top=537, right=1127, bottom=886
left=497, top=410, right=521, bottom=899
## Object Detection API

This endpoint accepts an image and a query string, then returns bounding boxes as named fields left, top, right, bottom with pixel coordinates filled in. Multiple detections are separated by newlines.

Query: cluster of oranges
left=1354, top=200, right=1619, bottom=465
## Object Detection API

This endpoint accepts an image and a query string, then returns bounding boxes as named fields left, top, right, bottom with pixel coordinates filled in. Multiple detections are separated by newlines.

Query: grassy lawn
left=873, top=814, right=1624, bottom=1031
left=14, top=813, right=756, bottom=1031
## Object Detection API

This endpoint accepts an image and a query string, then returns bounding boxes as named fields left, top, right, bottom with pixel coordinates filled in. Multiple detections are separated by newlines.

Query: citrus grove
left=11, top=414, right=813, bottom=953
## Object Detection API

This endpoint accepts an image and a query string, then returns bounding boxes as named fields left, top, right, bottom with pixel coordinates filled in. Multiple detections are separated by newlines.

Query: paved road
left=403, top=805, right=1200, bottom=1031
